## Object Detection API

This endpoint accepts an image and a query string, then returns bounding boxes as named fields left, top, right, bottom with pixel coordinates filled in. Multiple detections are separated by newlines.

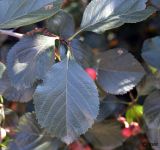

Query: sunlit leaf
left=34, top=58, right=99, bottom=144
left=97, top=48, right=145, bottom=94
left=7, top=35, right=55, bottom=89
left=81, top=0, right=155, bottom=33
left=0, top=0, right=63, bottom=29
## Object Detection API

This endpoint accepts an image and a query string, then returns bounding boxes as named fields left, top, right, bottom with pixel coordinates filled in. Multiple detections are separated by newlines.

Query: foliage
left=0, top=0, right=160, bottom=149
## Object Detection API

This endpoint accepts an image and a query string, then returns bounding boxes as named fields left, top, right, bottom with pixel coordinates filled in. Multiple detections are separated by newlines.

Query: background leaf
left=0, top=0, right=63, bottom=29
left=97, top=48, right=145, bottom=94
left=80, top=0, right=155, bottom=33
left=137, top=74, right=160, bottom=96
left=46, top=10, right=75, bottom=39
left=7, top=35, right=55, bottom=89
left=84, top=120, right=124, bottom=150
left=34, top=58, right=99, bottom=144
left=97, top=95, right=125, bottom=122
left=144, top=91, right=160, bottom=150
left=142, top=36, right=160, bottom=70
left=0, top=71, right=35, bottom=102
left=8, top=112, right=63, bottom=150
left=71, top=39, right=94, bottom=68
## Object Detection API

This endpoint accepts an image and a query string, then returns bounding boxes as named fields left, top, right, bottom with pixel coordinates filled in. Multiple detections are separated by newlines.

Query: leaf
left=0, top=62, right=6, bottom=79
left=33, top=58, right=99, bottom=144
left=143, top=91, right=160, bottom=150
left=71, top=39, right=94, bottom=68
left=84, top=120, right=124, bottom=150
left=46, top=10, right=75, bottom=39
left=80, top=0, right=155, bottom=33
left=142, top=36, right=160, bottom=70
left=8, top=112, right=63, bottom=150
left=0, top=71, right=35, bottom=102
left=3, top=86, right=35, bottom=103
left=4, top=108, right=19, bottom=128
left=126, top=104, right=143, bottom=123
left=137, top=74, right=160, bottom=96
left=7, top=35, right=55, bottom=89
left=97, top=48, right=145, bottom=95
left=0, top=0, right=63, bottom=29
left=97, top=95, right=124, bottom=122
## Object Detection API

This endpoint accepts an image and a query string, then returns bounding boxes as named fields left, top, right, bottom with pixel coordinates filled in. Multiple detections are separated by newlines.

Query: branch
left=0, top=29, right=23, bottom=39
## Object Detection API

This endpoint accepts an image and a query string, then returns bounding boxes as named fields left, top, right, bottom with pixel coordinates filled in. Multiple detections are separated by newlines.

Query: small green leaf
left=126, top=105, right=143, bottom=123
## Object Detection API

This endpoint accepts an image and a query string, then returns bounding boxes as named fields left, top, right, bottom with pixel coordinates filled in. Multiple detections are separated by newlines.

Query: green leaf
left=142, top=36, right=160, bottom=70
left=144, top=91, right=160, bottom=150
left=126, top=104, right=143, bottom=123
left=84, top=120, right=124, bottom=150
left=0, top=0, right=63, bottom=29
left=80, top=0, right=155, bottom=33
left=7, top=35, right=55, bottom=89
left=8, top=113, right=63, bottom=150
left=97, top=48, right=145, bottom=95
left=33, top=58, right=99, bottom=144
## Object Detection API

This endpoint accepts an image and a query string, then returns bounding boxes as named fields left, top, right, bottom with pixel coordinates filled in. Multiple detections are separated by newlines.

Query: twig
left=0, top=29, right=23, bottom=39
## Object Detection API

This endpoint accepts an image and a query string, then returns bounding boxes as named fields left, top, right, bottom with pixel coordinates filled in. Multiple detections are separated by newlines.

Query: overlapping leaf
left=0, top=71, right=35, bottom=102
left=137, top=74, right=160, bottom=96
left=142, top=36, right=160, bottom=70
left=84, top=120, right=124, bottom=150
left=144, top=91, right=160, bottom=150
left=97, top=95, right=124, bottom=122
left=46, top=10, right=75, bottom=39
left=4, top=108, right=19, bottom=128
left=8, top=113, right=63, bottom=150
left=7, top=35, right=55, bottom=89
left=97, top=48, right=145, bottom=94
left=71, top=39, right=94, bottom=68
left=81, top=0, right=155, bottom=33
left=0, top=0, right=63, bottom=29
left=34, top=58, right=99, bottom=144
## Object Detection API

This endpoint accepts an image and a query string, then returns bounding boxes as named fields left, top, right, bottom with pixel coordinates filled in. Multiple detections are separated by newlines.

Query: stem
left=68, top=29, right=82, bottom=41
left=0, top=29, right=23, bottom=39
